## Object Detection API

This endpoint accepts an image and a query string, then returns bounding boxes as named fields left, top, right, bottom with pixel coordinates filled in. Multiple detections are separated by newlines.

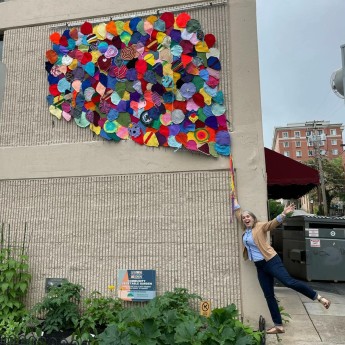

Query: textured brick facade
left=0, top=171, right=240, bottom=309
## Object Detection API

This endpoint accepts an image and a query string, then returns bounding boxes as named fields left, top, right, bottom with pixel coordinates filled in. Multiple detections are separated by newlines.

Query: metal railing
left=0, top=335, right=88, bottom=345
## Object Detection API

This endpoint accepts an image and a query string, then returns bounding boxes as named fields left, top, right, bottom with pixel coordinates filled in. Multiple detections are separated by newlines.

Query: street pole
left=341, top=44, right=345, bottom=104
left=316, top=143, right=328, bottom=216
left=306, top=121, right=329, bottom=216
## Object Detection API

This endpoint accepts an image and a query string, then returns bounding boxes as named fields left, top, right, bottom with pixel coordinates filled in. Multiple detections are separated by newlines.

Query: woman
left=235, top=199, right=331, bottom=334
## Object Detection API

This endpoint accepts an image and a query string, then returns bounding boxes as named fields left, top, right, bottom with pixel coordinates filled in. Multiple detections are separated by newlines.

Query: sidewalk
left=265, top=287, right=345, bottom=345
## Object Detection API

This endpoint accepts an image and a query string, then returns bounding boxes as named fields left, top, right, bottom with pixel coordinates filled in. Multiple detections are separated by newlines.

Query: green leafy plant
left=174, top=315, right=206, bottom=344
left=0, top=248, right=31, bottom=317
left=98, top=288, right=262, bottom=345
left=98, top=288, right=201, bottom=345
left=31, top=281, right=83, bottom=334
left=150, top=287, right=202, bottom=314
left=98, top=323, right=131, bottom=345
left=204, top=304, right=261, bottom=344
left=0, top=223, right=31, bottom=340
left=0, top=317, right=27, bottom=341
left=73, top=290, right=123, bottom=343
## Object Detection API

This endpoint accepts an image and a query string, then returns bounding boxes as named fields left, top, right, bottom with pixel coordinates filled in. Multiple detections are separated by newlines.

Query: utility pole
left=306, top=121, right=328, bottom=216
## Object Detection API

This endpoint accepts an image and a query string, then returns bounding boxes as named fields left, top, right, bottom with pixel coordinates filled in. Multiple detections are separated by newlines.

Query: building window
left=330, top=129, right=337, bottom=135
left=283, top=141, right=289, bottom=148
left=296, top=150, right=302, bottom=157
left=283, top=151, right=290, bottom=157
left=294, top=131, right=300, bottom=138
left=282, top=132, right=288, bottom=138
left=320, top=141, right=325, bottom=146
left=331, top=139, right=337, bottom=145
left=317, top=129, right=324, bottom=135
left=308, top=150, right=314, bottom=157
left=307, top=140, right=313, bottom=147
left=332, top=149, right=339, bottom=155
left=306, top=130, right=311, bottom=137
left=295, top=141, right=301, bottom=147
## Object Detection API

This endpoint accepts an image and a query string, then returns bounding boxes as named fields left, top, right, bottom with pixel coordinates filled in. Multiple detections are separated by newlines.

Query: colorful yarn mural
left=45, top=12, right=231, bottom=157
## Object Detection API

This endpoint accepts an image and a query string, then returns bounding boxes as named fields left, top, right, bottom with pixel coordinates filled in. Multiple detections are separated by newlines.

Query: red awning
left=264, top=148, right=319, bottom=199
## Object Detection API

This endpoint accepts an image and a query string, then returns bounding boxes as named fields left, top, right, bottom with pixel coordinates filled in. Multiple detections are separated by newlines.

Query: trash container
left=270, top=225, right=283, bottom=259
left=282, top=215, right=345, bottom=282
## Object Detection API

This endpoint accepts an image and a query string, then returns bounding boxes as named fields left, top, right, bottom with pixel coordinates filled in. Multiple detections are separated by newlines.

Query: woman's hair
left=240, top=210, right=258, bottom=230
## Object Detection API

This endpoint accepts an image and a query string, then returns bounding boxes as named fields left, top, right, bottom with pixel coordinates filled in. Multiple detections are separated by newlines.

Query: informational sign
left=117, top=269, right=156, bottom=302
left=306, top=228, right=319, bottom=237
left=310, top=239, right=321, bottom=247
left=200, top=300, right=211, bottom=317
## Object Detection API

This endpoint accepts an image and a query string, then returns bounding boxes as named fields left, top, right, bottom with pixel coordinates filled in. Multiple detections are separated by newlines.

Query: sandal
left=266, top=326, right=285, bottom=334
left=317, top=295, right=331, bottom=309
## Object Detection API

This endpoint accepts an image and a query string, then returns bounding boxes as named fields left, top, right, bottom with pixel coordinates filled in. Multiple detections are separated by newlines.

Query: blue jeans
left=255, top=255, right=317, bottom=325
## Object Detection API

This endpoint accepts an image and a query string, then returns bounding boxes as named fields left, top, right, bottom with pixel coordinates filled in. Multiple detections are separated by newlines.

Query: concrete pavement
left=265, top=287, right=345, bottom=344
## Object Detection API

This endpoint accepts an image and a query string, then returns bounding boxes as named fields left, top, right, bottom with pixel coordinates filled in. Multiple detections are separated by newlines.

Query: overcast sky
left=256, top=0, right=345, bottom=148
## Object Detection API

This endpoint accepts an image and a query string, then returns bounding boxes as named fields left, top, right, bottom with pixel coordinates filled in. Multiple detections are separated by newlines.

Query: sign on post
left=117, top=269, right=156, bottom=301
left=200, top=300, right=211, bottom=317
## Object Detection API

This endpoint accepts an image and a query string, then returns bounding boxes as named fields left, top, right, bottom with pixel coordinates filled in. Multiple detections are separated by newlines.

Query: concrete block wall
left=0, top=170, right=240, bottom=309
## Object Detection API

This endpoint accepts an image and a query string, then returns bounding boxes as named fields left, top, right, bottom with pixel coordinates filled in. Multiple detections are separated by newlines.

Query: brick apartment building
left=272, top=121, right=344, bottom=163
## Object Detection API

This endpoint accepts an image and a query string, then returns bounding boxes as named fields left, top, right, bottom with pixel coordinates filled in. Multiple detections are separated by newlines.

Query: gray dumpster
left=282, top=215, right=345, bottom=282
left=270, top=225, right=283, bottom=258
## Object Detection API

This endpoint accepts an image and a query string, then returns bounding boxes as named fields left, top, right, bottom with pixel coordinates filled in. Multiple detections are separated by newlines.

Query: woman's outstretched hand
left=283, top=203, right=296, bottom=215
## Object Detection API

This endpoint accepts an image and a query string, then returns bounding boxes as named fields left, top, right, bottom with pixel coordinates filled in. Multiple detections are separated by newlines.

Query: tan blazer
left=235, top=208, right=282, bottom=261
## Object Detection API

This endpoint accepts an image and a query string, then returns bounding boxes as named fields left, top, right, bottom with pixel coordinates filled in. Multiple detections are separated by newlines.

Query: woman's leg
left=265, top=255, right=317, bottom=300
left=255, top=260, right=283, bottom=326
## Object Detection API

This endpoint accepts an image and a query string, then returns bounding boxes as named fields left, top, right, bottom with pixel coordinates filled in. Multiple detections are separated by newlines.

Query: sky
left=256, top=0, right=345, bottom=148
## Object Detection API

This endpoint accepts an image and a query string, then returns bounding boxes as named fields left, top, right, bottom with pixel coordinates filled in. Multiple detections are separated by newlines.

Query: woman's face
left=242, top=212, right=255, bottom=228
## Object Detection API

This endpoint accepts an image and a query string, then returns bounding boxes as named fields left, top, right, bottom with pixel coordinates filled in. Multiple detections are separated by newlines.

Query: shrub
left=73, top=291, right=123, bottom=343
left=98, top=288, right=262, bottom=345
left=31, top=281, right=83, bottom=334
left=0, top=232, right=31, bottom=340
